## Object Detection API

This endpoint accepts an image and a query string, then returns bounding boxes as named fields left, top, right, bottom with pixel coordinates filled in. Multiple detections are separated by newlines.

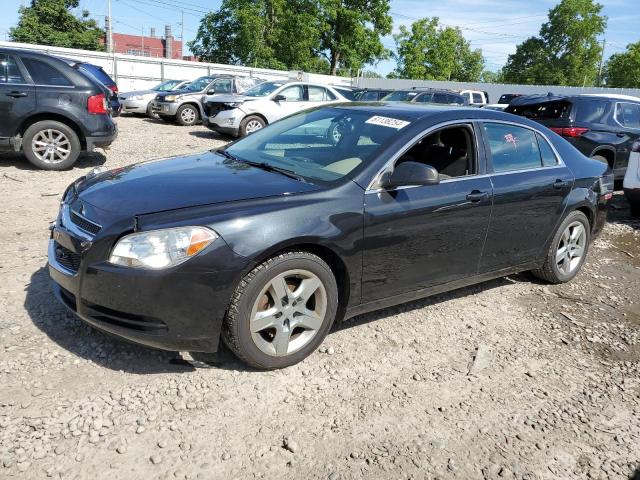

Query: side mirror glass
left=381, top=161, right=439, bottom=189
left=273, top=94, right=287, bottom=102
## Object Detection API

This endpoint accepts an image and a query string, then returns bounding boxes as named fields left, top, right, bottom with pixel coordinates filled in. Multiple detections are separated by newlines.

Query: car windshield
left=186, top=77, right=215, bottom=92
left=153, top=80, right=182, bottom=91
left=382, top=91, right=419, bottom=102
left=244, top=81, right=285, bottom=97
left=225, top=107, right=411, bottom=185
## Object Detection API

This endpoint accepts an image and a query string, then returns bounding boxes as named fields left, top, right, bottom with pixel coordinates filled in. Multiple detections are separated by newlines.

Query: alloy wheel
left=556, top=221, right=586, bottom=275
left=31, top=129, right=71, bottom=164
left=245, top=119, right=263, bottom=134
left=180, top=107, right=197, bottom=124
left=249, top=269, right=327, bottom=357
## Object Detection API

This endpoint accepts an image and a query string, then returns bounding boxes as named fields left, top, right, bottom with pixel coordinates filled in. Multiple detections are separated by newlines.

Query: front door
left=362, top=123, right=493, bottom=302
left=479, top=121, right=574, bottom=272
left=268, top=85, right=307, bottom=122
left=0, top=53, right=35, bottom=142
left=613, top=102, right=640, bottom=177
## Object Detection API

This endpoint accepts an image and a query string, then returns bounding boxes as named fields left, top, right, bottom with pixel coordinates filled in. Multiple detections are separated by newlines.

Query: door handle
left=616, top=133, right=626, bottom=138
left=553, top=179, right=569, bottom=189
left=6, top=91, right=28, bottom=98
left=466, top=190, right=489, bottom=202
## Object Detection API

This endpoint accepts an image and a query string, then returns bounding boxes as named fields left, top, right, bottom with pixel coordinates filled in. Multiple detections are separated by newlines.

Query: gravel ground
left=0, top=115, right=639, bottom=480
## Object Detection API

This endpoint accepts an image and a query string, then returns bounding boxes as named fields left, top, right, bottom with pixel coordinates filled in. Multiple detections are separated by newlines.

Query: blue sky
left=1, top=0, right=638, bottom=75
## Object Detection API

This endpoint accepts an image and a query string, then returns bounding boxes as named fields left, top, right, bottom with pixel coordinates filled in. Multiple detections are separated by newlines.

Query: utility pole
left=180, top=10, right=184, bottom=58
left=107, top=0, right=113, bottom=53
left=598, top=38, right=606, bottom=87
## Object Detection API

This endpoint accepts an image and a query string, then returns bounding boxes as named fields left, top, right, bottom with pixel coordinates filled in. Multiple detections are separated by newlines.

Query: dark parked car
left=498, top=93, right=522, bottom=104
left=48, top=104, right=612, bottom=369
left=58, top=58, right=121, bottom=117
left=506, top=93, right=640, bottom=179
left=382, top=89, right=467, bottom=106
left=0, top=48, right=117, bottom=170
left=355, top=88, right=395, bottom=101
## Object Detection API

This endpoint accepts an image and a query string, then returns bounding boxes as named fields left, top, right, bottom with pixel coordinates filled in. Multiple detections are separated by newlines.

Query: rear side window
left=483, top=123, right=542, bottom=173
left=537, top=133, right=558, bottom=167
left=510, top=101, right=572, bottom=120
left=336, top=88, right=358, bottom=100
left=415, top=93, right=433, bottom=103
left=308, top=86, right=333, bottom=101
left=0, top=54, right=26, bottom=83
left=21, top=58, right=72, bottom=86
left=616, top=103, right=640, bottom=129
left=359, top=91, right=379, bottom=101
left=575, top=100, right=608, bottom=124
left=448, top=94, right=464, bottom=105
left=433, top=93, right=448, bottom=104
left=472, top=93, right=483, bottom=104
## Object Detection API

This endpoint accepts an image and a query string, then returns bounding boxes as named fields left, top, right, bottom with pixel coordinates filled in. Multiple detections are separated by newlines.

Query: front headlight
left=109, top=226, right=218, bottom=269
left=224, top=102, right=243, bottom=108
left=164, top=95, right=178, bottom=102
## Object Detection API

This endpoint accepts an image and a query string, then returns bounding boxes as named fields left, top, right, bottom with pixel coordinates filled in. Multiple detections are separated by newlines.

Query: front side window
left=616, top=103, right=640, bottom=129
left=0, top=54, right=26, bottom=84
left=278, top=85, right=304, bottom=101
left=359, top=91, right=380, bottom=101
left=383, top=91, right=418, bottom=102
left=186, top=77, right=215, bottom=92
left=396, top=125, right=476, bottom=179
left=415, top=93, right=433, bottom=103
left=483, top=123, right=542, bottom=173
left=22, top=58, right=72, bottom=86
left=226, top=108, right=410, bottom=184
left=210, top=78, right=232, bottom=94
left=576, top=100, right=608, bottom=124
left=433, top=93, right=448, bottom=104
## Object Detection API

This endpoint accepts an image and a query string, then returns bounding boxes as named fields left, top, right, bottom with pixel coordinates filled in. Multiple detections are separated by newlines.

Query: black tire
left=630, top=202, right=640, bottom=218
left=22, top=120, right=81, bottom=170
left=592, top=154, right=609, bottom=167
left=239, top=115, right=266, bottom=137
left=222, top=251, right=339, bottom=370
left=531, top=211, right=591, bottom=284
left=146, top=103, right=159, bottom=119
left=175, top=104, right=200, bottom=126
left=159, top=115, right=175, bottom=123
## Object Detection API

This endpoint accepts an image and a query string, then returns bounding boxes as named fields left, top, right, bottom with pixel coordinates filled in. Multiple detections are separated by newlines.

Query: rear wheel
left=176, top=104, right=199, bottom=126
left=592, top=154, right=610, bottom=167
left=22, top=120, right=81, bottom=170
left=239, top=115, right=266, bottom=137
left=223, top=251, right=338, bottom=369
left=532, top=211, right=590, bottom=284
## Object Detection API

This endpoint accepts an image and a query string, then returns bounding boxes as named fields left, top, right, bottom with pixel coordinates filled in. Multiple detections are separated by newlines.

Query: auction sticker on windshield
left=365, top=116, right=410, bottom=129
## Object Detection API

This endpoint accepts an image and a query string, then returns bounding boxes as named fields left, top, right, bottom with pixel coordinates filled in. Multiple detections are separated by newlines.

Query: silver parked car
left=119, top=79, right=189, bottom=118
left=151, top=75, right=264, bottom=126
left=202, top=80, right=351, bottom=137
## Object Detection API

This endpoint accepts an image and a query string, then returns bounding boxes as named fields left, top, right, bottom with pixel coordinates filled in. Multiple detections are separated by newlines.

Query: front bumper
left=47, top=205, right=250, bottom=353
left=203, top=109, right=241, bottom=136
left=120, top=97, right=149, bottom=114
left=151, top=101, right=179, bottom=117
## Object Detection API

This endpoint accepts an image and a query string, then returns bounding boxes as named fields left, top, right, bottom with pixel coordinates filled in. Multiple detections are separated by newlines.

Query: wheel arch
left=18, top=113, right=86, bottom=149
left=178, top=101, right=203, bottom=116
left=242, top=113, right=269, bottom=126
left=590, top=145, right=616, bottom=168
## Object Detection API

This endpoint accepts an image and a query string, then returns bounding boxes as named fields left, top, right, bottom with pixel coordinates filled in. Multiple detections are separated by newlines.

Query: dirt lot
left=0, top=115, right=639, bottom=480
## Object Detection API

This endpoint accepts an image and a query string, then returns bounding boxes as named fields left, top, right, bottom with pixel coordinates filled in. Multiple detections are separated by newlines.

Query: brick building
left=106, top=25, right=183, bottom=59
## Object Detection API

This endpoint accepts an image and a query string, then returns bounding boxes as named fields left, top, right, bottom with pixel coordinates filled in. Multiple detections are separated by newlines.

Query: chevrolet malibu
left=48, top=104, right=613, bottom=369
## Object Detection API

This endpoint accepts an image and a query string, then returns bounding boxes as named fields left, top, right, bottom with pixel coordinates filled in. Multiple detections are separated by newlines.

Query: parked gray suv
left=151, top=75, right=263, bottom=126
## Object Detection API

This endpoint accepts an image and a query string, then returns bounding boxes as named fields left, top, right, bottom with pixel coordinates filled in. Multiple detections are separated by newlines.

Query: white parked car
left=460, top=90, right=489, bottom=107
left=118, top=79, right=190, bottom=117
left=623, top=140, right=640, bottom=217
left=202, top=80, right=351, bottom=137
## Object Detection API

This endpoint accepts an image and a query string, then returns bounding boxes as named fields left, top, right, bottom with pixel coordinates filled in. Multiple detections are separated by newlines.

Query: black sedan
left=48, top=104, right=613, bottom=369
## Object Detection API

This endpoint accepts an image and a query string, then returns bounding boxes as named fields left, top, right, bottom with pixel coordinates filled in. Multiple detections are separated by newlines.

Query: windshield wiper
left=214, top=150, right=306, bottom=183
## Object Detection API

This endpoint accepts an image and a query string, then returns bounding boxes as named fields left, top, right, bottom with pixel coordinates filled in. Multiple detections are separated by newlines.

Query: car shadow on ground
left=0, top=151, right=106, bottom=171
left=26, top=263, right=530, bottom=374
left=188, top=130, right=232, bottom=141
left=608, top=192, right=639, bottom=230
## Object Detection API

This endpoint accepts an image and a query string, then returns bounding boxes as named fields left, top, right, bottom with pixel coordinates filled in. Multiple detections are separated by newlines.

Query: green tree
left=392, top=17, right=484, bottom=82
left=10, top=0, right=104, bottom=51
left=606, top=42, right=640, bottom=88
left=502, top=0, right=606, bottom=86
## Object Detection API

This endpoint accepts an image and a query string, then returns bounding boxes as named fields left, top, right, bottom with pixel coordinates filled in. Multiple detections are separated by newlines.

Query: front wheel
left=176, top=105, right=199, bottom=126
left=223, top=251, right=338, bottom=369
left=239, top=115, right=266, bottom=137
left=22, top=120, right=81, bottom=170
left=531, top=211, right=590, bottom=284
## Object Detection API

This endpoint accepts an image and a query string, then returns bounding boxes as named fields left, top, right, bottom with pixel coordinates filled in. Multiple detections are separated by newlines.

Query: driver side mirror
left=207, top=89, right=215, bottom=95
left=273, top=94, right=287, bottom=102
left=380, top=161, right=439, bottom=189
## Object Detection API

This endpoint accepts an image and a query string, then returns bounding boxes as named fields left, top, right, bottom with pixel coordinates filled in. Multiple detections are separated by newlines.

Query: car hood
left=205, top=94, right=260, bottom=104
left=166, top=88, right=202, bottom=97
left=75, top=151, right=321, bottom=217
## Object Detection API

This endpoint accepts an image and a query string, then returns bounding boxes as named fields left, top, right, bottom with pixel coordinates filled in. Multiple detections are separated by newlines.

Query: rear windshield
left=508, top=101, right=572, bottom=120
left=79, top=63, right=114, bottom=86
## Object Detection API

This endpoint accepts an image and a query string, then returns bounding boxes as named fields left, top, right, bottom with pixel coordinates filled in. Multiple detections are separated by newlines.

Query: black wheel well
left=575, top=206, right=594, bottom=230
left=592, top=148, right=615, bottom=168
left=258, top=243, right=350, bottom=319
left=19, top=114, right=85, bottom=148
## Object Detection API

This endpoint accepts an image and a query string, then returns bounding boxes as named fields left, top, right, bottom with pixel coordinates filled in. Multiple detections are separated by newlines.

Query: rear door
left=0, top=53, right=35, bottom=142
left=614, top=102, right=640, bottom=176
left=479, top=122, right=574, bottom=273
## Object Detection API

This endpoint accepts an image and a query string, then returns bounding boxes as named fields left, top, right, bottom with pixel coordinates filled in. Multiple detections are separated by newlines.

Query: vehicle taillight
left=107, top=85, right=118, bottom=95
left=87, top=93, right=108, bottom=114
left=549, top=127, right=589, bottom=138
left=632, top=141, right=640, bottom=153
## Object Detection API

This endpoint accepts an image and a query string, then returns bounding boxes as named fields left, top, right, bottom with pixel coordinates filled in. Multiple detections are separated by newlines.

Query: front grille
left=70, top=211, right=101, bottom=235
left=54, top=243, right=81, bottom=273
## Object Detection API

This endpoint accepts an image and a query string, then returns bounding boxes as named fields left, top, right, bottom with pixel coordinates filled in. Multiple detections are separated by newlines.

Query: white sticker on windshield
left=365, top=115, right=410, bottom=129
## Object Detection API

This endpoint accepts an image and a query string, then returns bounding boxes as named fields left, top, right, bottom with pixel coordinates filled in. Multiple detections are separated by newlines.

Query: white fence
left=0, top=40, right=353, bottom=92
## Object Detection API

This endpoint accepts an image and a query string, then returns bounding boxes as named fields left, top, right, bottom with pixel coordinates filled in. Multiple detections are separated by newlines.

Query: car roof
left=330, top=102, right=515, bottom=120
left=577, top=93, right=640, bottom=102
left=511, top=92, right=640, bottom=107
